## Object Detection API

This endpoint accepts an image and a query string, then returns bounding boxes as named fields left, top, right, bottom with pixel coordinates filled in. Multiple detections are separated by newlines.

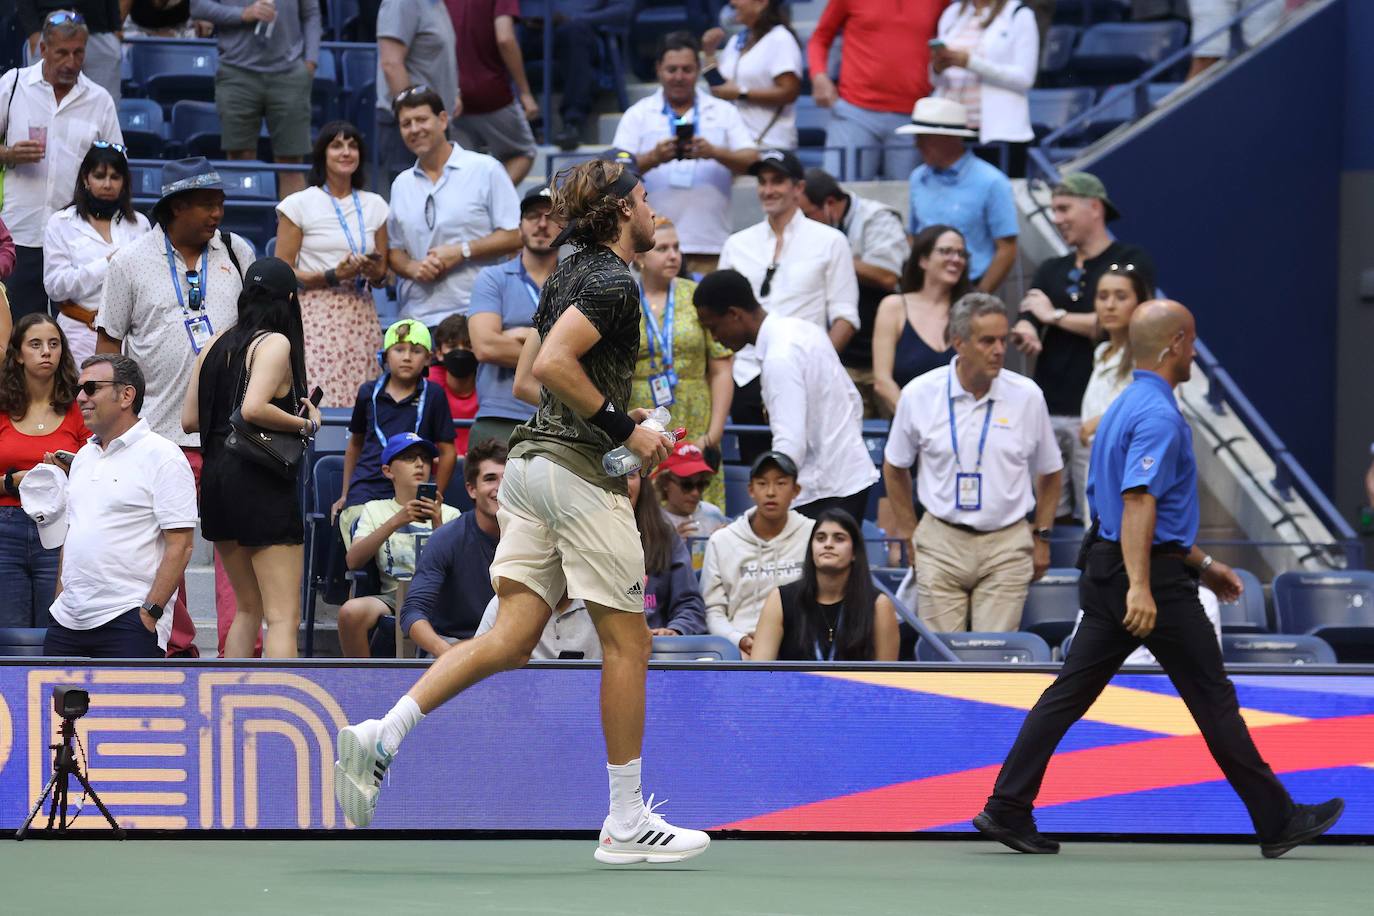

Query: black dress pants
left=984, top=539, right=1294, bottom=840
left=797, top=486, right=872, bottom=526
left=731, top=377, right=771, bottom=466
left=9, top=246, right=49, bottom=320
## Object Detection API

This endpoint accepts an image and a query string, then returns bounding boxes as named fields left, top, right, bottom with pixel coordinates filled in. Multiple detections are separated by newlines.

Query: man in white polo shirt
left=695, top=269, right=877, bottom=523
left=42, top=355, right=197, bottom=658
left=883, top=292, right=1063, bottom=633
left=611, top=31, right=757, bottom=275
left=719, top=148, right=859, bottom=462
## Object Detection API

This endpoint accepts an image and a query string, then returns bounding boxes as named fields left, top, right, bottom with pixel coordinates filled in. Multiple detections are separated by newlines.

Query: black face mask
left=86, top=196, right=121, bottom=220
left=443, top=349, right=477, bottom=378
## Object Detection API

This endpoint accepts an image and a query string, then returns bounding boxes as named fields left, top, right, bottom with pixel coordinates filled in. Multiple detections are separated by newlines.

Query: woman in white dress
left=701, top=0, right=804, bottom=149
left=275, top=121, right=391, bottom=407
left=43, top=142, right=151, bottom=366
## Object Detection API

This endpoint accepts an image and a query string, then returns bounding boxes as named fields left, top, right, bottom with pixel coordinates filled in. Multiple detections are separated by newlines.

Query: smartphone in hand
left=416, top=482, right=438, bottom=504
left=53, top=450, right=78, bottom=466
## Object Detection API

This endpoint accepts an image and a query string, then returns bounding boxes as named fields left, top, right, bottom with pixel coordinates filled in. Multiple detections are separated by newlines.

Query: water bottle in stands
left=603, top=407, right=676, bottom=477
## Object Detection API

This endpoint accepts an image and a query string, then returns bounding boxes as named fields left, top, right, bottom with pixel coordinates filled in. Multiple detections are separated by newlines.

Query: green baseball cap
left=383, top=318, right=432, bottom=353
left=1052, top=172, right=1120, bottom=221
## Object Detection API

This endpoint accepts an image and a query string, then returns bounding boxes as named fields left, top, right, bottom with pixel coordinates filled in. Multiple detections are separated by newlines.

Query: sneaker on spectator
left=334, top=719, right=394, bottom=828
left=594, top=795, right=711, bottom=864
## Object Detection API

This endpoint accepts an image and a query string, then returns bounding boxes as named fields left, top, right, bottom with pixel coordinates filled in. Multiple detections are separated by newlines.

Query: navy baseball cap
left=381, top=432, right=437, bottom=465
left=749, top=450, right=799, bottom=480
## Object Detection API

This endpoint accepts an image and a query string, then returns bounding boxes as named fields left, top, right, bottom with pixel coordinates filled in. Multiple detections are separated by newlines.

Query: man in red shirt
left=807, top=0, right=943, bottom=181
left=446, top=0, right=541, bottom=184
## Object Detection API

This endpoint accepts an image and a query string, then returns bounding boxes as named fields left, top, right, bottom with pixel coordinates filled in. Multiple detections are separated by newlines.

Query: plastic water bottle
left=603, top=407, right=677, bottom=477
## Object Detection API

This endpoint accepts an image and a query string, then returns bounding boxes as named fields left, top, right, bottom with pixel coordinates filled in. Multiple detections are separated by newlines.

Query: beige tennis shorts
left=490, top=456, right=646, bottom=613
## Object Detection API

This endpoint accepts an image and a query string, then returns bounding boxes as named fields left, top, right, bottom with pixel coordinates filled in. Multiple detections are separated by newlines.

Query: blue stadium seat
left=302, top=454, right=346, bottom=656
left=0, top=627, right=46, bottom=657
left=1218, top=568, right=1269, bottom=633
left=130, top=162, right=163, bottom=199
left=131, top=42, right=218, bottom=106
left=312, top=407, right=352, bottom=456
left=1273, top=570, right=1374, bottom=662
left=328, top=0, right=361, bottom=40
left=1222, top=634, right=1337, bottom=666
left=312, top=49, right=341, bottom=124
left=340, top=47, right=377, bottom=90
left=651, top=635, right=741, bottom=661
left=1028, top=87, right=1095, bottom=142
left=217, top=165, right=278, bottom=200
left=628, top=0, right=694, bottom=81
left=1039, top=25, right=1080, bottom=83
left=1020, top=568, right=1080, bottom=646
left=917, top=631, right=1053, bottom=664
left=1069, top=21, right=1188, bottom=86
left=170, top=100, right=223, bottom=159
left=1052, top=0, right=1128, bottom=26
left=1049, top=523, right=1085, bottom=569
left=119, top=98, right=167, bottom=159
left=723, top=463, right=751, bottom=517
left=444, top=456, right=476, bottom=513
left=795, top=95, right=829, bottom=148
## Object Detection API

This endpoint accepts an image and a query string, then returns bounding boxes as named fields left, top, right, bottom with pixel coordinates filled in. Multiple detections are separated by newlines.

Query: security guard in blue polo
left=972, top=300, right=1343, bottom=858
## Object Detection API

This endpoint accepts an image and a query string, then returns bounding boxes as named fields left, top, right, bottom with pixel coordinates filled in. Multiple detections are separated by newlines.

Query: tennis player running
left=334, top=158, right=710, bottom=865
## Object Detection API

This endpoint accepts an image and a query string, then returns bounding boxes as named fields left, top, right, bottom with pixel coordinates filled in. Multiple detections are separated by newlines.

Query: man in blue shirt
left=975, top=300, right=1343, bottom=858
left=898, top=97, right=1017, bottom=292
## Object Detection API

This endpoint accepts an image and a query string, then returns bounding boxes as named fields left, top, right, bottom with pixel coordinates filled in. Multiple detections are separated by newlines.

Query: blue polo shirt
left=1086, top=370, right=1198, bottom=546
left=907, top=150, right=1018, bottom=281
left=468, top=257, right=540, bottom=423
left=345, top=376, right=457, bottom=508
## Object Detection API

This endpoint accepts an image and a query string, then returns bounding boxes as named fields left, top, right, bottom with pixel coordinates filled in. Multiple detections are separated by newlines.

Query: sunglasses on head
left=45, top=10, right=86, bottom=27
left=393, top=84, right=433, bottom=106
left=91, top=140, right=128, bottom=157
left=1107, top=263, right=1136, bottom=273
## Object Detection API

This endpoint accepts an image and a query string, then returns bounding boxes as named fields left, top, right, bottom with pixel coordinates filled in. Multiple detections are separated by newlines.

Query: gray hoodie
left=700, top=509, right=815, bottom=648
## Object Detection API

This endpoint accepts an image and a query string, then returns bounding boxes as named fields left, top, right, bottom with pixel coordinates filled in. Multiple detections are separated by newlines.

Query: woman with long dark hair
left=275, top=121, right=390, bottom=407
left=43, top=142, right=151, bottom=366
left=752, top=509, right=899, bottom=661
left=0, top=314, right=89, bottom=627
left=701, top=0, right=804, bottom=148
left=871, top=224, right=971, bottom=416
left=182, top=257, right=321, bottom=658
left=629, top=471, right=707, bottom=636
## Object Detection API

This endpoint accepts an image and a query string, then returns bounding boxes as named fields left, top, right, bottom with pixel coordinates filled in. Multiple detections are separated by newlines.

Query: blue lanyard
left=515, top=259, right=541, bottom=309
left=947, top=370, right=994, bottom=473
left=814, top=604, right=846, bottom=662
left=370, top=374, right=428, bottom=445
left=663, top=98, right=700, bottom=135
left=164, top=236, right=206, bottom=317
left=640, top=281, right=676, bottom=370
left=329, top=189, right=368, bottom=256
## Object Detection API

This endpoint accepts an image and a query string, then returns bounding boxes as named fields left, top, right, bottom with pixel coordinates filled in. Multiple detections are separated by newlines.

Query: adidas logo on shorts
left=625, top=581, right=644, bottom=599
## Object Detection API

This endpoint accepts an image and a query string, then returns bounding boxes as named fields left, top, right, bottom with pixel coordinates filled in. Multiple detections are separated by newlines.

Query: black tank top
left=778, top=580, right=849, bottom=662
left=892, top=318, right=956, bottom=390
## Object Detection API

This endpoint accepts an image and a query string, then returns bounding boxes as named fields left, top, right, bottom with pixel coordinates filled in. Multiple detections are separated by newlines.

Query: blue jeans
left=0, top=506, right=60, bottom=628
left=824, top=99, right=918, bottom=181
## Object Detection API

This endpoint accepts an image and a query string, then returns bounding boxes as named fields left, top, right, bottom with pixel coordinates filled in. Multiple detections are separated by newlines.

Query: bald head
left=1130, top=299, right=1195, bottom=383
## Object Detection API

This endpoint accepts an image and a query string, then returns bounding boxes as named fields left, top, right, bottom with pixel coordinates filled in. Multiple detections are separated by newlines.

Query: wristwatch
left=140, top=601, right=164, bottom=621
left=1199, top=555, right=1215, bottom=572
left=1050, top=308, right=1067, bottom=325
left=460, top=241, right=472, bottom=261
left=1033, top=527, right=1053, bottom=543
left=738, top=89, right=750, bottom=102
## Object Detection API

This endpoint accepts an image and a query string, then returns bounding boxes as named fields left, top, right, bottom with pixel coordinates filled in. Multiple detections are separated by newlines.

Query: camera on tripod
left=53, top=687, right=89, bottom=720
left=16, top=685, right=123, bottom=841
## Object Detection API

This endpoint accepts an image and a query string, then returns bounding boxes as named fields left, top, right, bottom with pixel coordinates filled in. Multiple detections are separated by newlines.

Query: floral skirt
left=300, top=286, right=383, bottom=408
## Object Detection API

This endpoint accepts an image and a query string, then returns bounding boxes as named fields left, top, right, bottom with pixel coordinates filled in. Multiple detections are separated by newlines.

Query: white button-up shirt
left=757, top=314, right=878, bottom=506
left=0, top=64, right=122, bottom=246
left=720, top=208, right=860, bottom=385
left=611, top=87, right=755, bottom=256
left=885, top=358, right=1063, bottom=531
left=44, top=206, right=152, bottom=314
left=51, top=419, right=199, bottom=649
left=387, top=143, right=521, bottom=326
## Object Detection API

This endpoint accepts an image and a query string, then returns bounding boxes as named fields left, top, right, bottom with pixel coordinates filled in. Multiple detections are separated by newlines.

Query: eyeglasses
left=760, top=262, right=778, bottom=298
left=185, top=270, right=204, bottom=311
left=934, top=245, right=969, bottom=260
left=1066, top=266, right=1084, bottom=303
left=76, top=380, right=121, bottom=397
left=44, top=10, right=86, bottom=27
left=91, top=140, right=128, bottom=156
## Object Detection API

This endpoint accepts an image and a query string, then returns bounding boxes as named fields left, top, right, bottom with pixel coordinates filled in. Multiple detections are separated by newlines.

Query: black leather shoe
left=973, top=810, right=1060, bottom=854
left=555, top=124, right=582, bottom=151
left=1260, top=798, right=1344, bottom=859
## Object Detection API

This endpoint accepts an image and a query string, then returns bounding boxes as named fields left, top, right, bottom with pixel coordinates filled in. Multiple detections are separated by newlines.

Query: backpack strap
left=220, top=229, right=244, bottom=278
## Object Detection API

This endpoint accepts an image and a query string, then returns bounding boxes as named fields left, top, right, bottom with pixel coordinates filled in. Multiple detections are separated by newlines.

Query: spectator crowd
left=0, top=3, right=1186, bottom=664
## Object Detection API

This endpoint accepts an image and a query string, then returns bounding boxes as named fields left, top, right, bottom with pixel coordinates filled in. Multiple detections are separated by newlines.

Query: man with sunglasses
left=1010, top=173, right=1156, bottom=522
left=0, top=9, right=122, bottom=320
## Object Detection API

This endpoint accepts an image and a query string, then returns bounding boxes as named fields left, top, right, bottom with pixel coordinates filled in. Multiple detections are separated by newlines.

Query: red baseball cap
left=654, top=440, right=714, bottom=479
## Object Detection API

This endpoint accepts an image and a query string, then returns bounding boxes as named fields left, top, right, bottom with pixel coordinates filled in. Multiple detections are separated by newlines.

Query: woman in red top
left=0, top=314, right=90, bottom=627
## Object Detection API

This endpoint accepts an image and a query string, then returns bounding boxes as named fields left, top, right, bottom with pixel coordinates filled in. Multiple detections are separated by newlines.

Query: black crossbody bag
left=225, top=335, right=306, bottom=478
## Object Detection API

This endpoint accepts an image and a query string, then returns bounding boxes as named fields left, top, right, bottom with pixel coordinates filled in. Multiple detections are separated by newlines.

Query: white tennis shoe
left=334, top=719, right=394, bottom=828
left=594, top=795, right=711, bottom=865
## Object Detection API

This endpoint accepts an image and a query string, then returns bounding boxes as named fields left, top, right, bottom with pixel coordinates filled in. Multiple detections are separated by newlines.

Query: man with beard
left=335, top=158, right=711, bottom=866
left=466, top=185, right=563, bottom=450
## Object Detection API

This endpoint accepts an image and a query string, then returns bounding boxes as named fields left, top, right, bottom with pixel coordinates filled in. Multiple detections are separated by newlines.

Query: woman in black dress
left=183, top=257, right=321, bottom=658
left=752, top=509, right=900, bottom=662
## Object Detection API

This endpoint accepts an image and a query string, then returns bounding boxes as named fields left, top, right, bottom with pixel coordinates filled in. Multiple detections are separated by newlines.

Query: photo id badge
left=668, top=160, right=695, bottom=189
left=955, top=472, right=983, bottom=511
left=648, top=372, right=675, bottom=408
left=185, top=314, right=214, bottom=353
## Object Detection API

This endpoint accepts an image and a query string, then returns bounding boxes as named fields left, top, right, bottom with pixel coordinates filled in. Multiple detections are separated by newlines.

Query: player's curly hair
left=551, top=159, right=634, bottom=248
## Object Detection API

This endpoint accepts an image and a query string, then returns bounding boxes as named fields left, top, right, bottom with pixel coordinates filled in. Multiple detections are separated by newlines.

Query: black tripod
left=16, top=716, right=125, bottom=840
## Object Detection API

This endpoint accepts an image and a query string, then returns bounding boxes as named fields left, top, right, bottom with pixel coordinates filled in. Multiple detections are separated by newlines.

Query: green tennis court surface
left=3, top=839, right=1366, bottom=914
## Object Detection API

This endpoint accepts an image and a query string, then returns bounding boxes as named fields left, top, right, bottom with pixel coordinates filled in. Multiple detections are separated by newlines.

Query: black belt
left=931, top=516, right=1023, bottom=536
left=1094, top=537, right=1188, bottom=557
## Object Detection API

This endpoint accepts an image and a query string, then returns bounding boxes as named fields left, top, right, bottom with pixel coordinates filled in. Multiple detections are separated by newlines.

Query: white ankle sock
left=378, top=695, right=423, bottom=755
left=607, top=758, right=645, bottom=832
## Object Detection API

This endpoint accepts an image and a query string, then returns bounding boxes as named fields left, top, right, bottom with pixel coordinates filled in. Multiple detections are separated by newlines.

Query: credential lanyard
left=165, top=236, right=206, bottom=317
left=330, top=189, right=368, bottom=256
left=814, top=605, right=846, bottom=662
left=663, top=98, right=700, bottom=135
left=948, top=371, right=993, bottom=473
left=640, top=281, right=676, bottom=372
left=516, top=259, right=541, bottom=309
left=371, top=374, right=428, bottom=445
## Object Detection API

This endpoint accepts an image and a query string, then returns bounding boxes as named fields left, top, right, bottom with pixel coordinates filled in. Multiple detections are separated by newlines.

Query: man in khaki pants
left=883, top=293, right=1062, bottom=632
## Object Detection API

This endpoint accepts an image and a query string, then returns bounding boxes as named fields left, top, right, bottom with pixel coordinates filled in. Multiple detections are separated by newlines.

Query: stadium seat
left=628, top=0, right=694, bottom=81
left=651, top=635, right=741, bottom=661
left=1039, top=25, right=1080, bottom=84
left=170, top=100, right=223, bottom=159
left=312, top=49, right=341, bottom=124
left=872, top=567, right=907, bottom=599
left=119, top=99, right=167, bottom=160
left=1273, top=570, right=1374, bottom=662
left=917, top=631, right=1053, bottom=664
left=1218, top=568, right=1269, bottom=633
left=340, top=46, right=378, bottom=90
left=1069, top=22, right=1189, bottom=86
left=1048, top=523, right=1085, bottom=569
left=1080, top=83, right=1179, bottom=140
left=328, top=0, right=361, bottom=41
left=302, top=454, right=347, bottom=656
left=1222, top=634, right=1337, bottom=666
left=312, top=407, right=352, bottom=456
left=130, top=162, right=163, bottom=200
left=217, top=165, right=278, bottom=201
left=1052, top=0, right=1128, bottom=26
left=723, top=463, right=751, bottom=517
left=131, top=42, right=218, bottom=106
left=1020, top=568, right=1081, bottom=646
left=795, top=95, right=829, bottom=148
left=0, top=627, right=46, bottom=657
left=1028, top=87, right=1095, bottom=142
left=444, top=457, right=476, bottom=513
